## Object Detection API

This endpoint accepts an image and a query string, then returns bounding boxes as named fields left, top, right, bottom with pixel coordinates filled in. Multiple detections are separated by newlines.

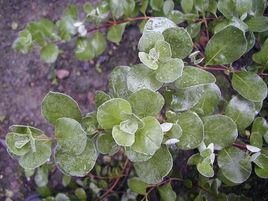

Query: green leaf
left=150, top=0, right=164, bottom=11
left=128, top=177, right=148, bottom=195
left=107, top=23, right=126, bottom=44
left=170, top=86, right=204, bottom=112
left=194, top=0, right=209, bottom=13
left=120, top=119, right=139, bottom=134
left=134, top=146, right=173, bottom=184
left=138, top=32, right=164, bottom=52
left=158, top=183, right=177, bottom=201
left=91, top=31, right=107, bottom=56
left=123, top=0, right=135, bottom=16
left=176, top=111, right=204, bottom=150
left=246, top=16, right=268, bottom=32
left=41, top=91, right=82, bottom=124
left=34, top=166, right=49, bottom=187
left=75, top=37, right=95, bottom=61
left=109, top=0, right=124, bottom=19
left=163, top=0, right=174, bottom=15
left=64, top=4, right=78, bottom=19
left=245, top=31, right=255, bottom=53
left=255, top=152, right=268, bottom=178
left=40, top=44, right=59, bottom=63
left=128, top=89, right=164, bottom=118
left=193, top=84, right=221, bottom=116
left=56, top=16, right=76, bottom=41
left=55, top=139, right=97, bottom=177
left=81, top=112, right=98, bottom=135
left=205, top=26, right=247, bottom=65
left=218, top=147, right=252, bottom=184
left=155, top=40, right=172, bottom=61
left=108, top=66, right=131, bottom=99
left=97, top=98, right=132, bottom=129
left=96, top=133, right=119, bottom=155
left=251, top=0, right=267, bottom=16
left=19, top=142, right=51, bottom=169
left=143, top=17, right=176, bottom=34
left=252, top=38, right=268, bottom=65
left=181, top=0, right=193, bottom=13
left=127, top=63, right=162, bottom=92
left=217, top=0, right=252, bottom=18
left=95, top=91, right=111, bottom=108
left=156, top=58, right=184, bottom=83
left=252, top=117, right=268, bottom=137
left=187, top=153, right=203, bottom=165
left=232, top=71, right=267, bottom=102
left=55, top=118, right=87, bottom=155
left=163, top=122, right=182, bottom=144
left=112, top=125, right=135, bottom=146
left=138, top=52, right=158, bottom=70
left=163, top=27, right=193, bottom=59
left=175, top=66, right=216, bottom=88
left=125, top=147, right=152, bottom=162
left=55, top=193, right=70, bottom=201
left=12, top=30, right=33, bottom=54
left=225, top=96, right=255, bottom=130
left=6, top=132, right=30, bottom=156
left=75, top=188, right=87, bottom=201
left=197, top=161, right=214, bottom=178
left=132, top=116, right=163, bottom=155
left=203, top=115, right=238, bottom=150
left=187, top=22, right=202, bottom=39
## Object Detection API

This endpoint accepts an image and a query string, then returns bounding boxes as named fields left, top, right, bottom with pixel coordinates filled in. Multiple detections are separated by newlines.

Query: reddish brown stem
left=233, top=143, right=247, bottom=150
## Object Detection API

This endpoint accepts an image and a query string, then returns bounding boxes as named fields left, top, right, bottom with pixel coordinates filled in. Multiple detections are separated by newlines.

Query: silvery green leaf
left=197, top=161, right=214, bottom=178
left=138, top=32, right=164, bottom=52
left=138, top=52, right=158, bottom=70
left=246, top=145, right=261, bottom=153
left=225, top=96, right=256, bottom=130
left=132, top=116, right=163, bottom=155
left=158, top=183, right=177, bottom=201
left=128, top=89, right=164, bottom=118
left=6, top=132, right=31, bottom=156
left=218, top=147, right=252, bottom=184
left=128, top=177, right=148, bottom=195
left=252, top=38, right=268, bottom=66
left=175, top=66, right=216, bottom=89
left=112, top=125, right=135, bottom=146
left=143, top=17, right=176, bottom=34
left=205, top=26, right=247, bottom=65
left=119, top=119, right=138, bottom=134
left=55, top=139, right=97, bottom=177
left=176, top=111, right=204, bottom=150
left=163, top=27, right=193, bottom=59
left=246, top=16, right=268, bottom=32
left=96, top=133, right=119, bottom=155
left=55, top=117, right=87, bottom=155
left=134, top=146, right=173, bottom=184
left=97, top=98, right=132, bottom=129
left=127, top=63, right=162, bottom=92
left=203, top=114, right=238, bottom=150
left=156, top=58, right=184, bottom=83
left=125, top=147, right=152, bottom=162
left=41, top=92, right=82, bottom=125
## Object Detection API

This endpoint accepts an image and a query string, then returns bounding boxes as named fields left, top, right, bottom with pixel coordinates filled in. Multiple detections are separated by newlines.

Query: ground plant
left=5, top=0, right=268, bottom=200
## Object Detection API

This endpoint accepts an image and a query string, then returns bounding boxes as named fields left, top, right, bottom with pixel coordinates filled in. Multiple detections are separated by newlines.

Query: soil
left=0, top=1, right=139, bottom=200
left=0, top=1, right=268, bottom=201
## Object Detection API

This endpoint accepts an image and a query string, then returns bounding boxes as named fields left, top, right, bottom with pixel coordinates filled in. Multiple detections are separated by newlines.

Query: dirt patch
left=0, top=1, right=139, bottom=200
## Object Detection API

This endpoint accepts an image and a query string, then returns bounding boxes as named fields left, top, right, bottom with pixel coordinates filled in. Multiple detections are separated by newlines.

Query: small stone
left=56, top=69, right=70, bottom=80
left=11, top=22, right=18, bottom=30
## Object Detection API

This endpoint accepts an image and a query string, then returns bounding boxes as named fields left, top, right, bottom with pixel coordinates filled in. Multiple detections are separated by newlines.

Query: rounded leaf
left=40, top=44, right=59, bottom=63
left=143, top=17, right=176, bottom=34
left=128, top=89, right=164, bottom=118
left=218, top=147, right=252, bottom=184
left=203, top=114, right=238, bottom=150
left=96, top=133, right=119, bottom=155
left=175, top=66, right=216, bottom=88
left=19, top=142, right=51, bottom=169
left=156, top=58, right=184, bottom=83
left=132, top=116, right=163, bottom=155
left=112, top=125, right=135, bottom=146
left=41, top=92, right=82, bottom=124
left=6, top=132, right=31, bottom=156
left=232, top=71, right=267, bottom=102
left=163, top=27, right=193, bottom=59
left=97, top=98, right=132, bottom=129
left=55, top=118, right=88, bottom=155
left=55, top=139, right=98, bottom=177
left=205, top=26, right=247, bottom=65
left=225, top=96, right=256, bottom=130
left=134, top=146, right=173, bottom=184
left=138, top=32, right=164, bottom=52
left=125, top=147, right=152, bottom=162
left=176, top=111, right=204, bottom=150
left=197, top=161, right=214, bottom=178
left=127, top=64, right=162, bottom=92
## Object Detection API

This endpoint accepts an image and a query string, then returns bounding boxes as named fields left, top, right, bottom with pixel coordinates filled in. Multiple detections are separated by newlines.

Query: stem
left=95, top=158, right=130, bottom=201
left=233, top=143, right=247, bottom=150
